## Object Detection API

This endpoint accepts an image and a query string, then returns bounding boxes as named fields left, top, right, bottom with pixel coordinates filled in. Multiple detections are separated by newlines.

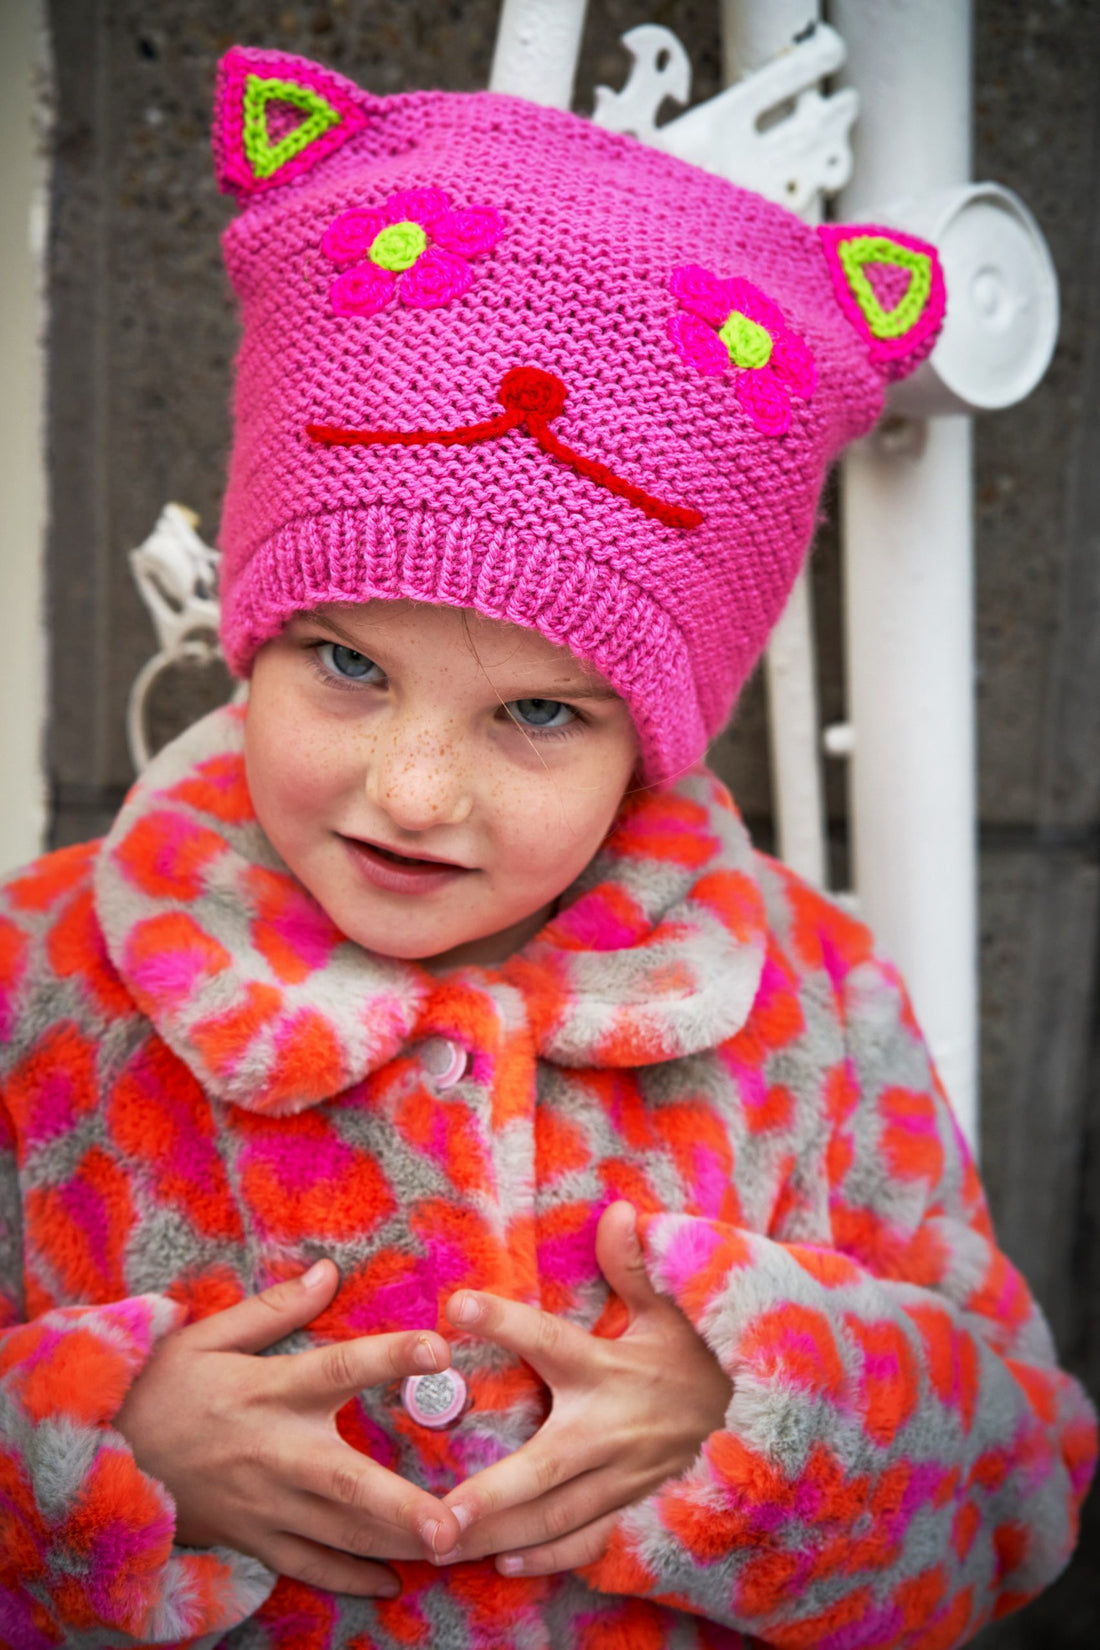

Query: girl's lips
left=340, top=835, right=473, bottom=896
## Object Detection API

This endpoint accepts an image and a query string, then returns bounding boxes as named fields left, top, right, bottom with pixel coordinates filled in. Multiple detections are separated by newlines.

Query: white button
left=418, top=1037, right=468, bottom=1091
left=401, top=1367, right=468, bottom=1429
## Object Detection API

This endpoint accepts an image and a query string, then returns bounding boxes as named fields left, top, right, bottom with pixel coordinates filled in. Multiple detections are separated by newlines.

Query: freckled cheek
left=250, top=729, right=354, bottom=842
left=487, top=780, right=598, bottom=884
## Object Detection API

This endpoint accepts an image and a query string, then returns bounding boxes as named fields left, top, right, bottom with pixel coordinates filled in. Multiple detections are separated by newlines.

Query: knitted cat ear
left=818, top=224, right=946, bottom=381
left=213, top=46, right=373, bottom=203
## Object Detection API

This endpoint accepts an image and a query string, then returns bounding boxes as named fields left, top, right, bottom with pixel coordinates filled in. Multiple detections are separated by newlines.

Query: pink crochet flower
left=668, top=264, right=815, bottom=436
left=321, top=187, right=504, bottom=317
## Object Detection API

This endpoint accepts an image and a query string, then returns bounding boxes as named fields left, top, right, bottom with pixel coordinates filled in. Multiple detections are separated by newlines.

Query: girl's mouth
left=339, top=834, right=474, bottom=896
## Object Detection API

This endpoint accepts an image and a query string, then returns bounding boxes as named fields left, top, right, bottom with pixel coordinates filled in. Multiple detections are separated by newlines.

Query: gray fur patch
left=25, top=1413, right=101, bottom=1520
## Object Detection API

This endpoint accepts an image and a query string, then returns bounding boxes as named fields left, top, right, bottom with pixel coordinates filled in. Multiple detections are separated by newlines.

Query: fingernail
left=414, top=1335, right=439, bottom=1372
left=452, top=1503, right=472, bottom=1534
left=498, top=1555, right=524, bottom=1576
left=421, top=1518, right=441, bottom=1555
left=301, top=1259, right=330, bottom=1290
left=436, top=1545, right=464, bottom=1565
left=450, top=1292, right=481, bottom=1326
left=377, top=1579, right=400, bottom=1598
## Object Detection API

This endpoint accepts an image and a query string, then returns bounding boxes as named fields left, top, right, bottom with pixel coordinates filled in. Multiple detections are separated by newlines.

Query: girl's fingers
left=287, top=1487, right=429, bottom=1563
left=593, top=1202, right=662, bottom=1318
left=438, top=1466, right=613, bottom=1564
left=263, top=1529, right=401, bottom=1598
left=296, top=1442, right=463, bottom=1556
left=278, top=1325, right=452, bottom=1409
left=183, top=1260, right=341, bottom=1354
left=445, top=1417, right=598, bottom=1532
left=494, top=1508, right=621, bottom=1577
left=443, top=1289, right=597, bottom=1384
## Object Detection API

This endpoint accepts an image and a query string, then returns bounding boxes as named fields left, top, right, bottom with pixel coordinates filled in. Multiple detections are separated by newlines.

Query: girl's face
left=245, top=600, right=639, bottom=969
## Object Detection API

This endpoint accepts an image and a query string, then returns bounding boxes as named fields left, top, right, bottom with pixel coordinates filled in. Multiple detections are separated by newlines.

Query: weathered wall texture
left=43, top=2, right=1100, bottom=1641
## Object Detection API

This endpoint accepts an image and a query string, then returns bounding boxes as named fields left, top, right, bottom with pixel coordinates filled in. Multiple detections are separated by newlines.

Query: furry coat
left=0, top=705, right=1094, bottom=1650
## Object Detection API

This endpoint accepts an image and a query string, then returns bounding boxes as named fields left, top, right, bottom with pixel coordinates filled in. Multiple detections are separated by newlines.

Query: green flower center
left=369, top=221, right=428, bottom=272
left=718, top=310, right=773, bottom=370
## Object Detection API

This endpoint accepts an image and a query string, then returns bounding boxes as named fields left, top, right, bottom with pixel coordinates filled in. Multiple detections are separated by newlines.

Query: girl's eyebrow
left=301, top=611, right=374, bottom=651
left=302, top=611, right=621, bottom=702
left=548, top=683, right=621, bottom=702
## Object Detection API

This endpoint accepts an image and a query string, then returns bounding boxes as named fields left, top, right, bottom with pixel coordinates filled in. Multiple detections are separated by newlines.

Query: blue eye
left=319, top=642, right=383, bottom=682
left=508, top=698, right=575, bottom=731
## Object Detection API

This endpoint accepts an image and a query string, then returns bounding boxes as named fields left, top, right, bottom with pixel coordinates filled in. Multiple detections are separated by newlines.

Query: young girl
left=0, top=43, right=1094, bottom=1650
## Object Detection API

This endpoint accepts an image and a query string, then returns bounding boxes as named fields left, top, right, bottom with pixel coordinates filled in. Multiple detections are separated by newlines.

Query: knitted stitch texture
left=213, top=47, right=946, bottom=784
left=0, top=707, right=1093, bottom=1647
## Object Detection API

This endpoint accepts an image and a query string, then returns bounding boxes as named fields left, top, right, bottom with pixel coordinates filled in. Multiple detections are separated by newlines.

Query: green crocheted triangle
left=241, top=74, right=341, bottom=181
left=836, top=237, right=934, bottom=341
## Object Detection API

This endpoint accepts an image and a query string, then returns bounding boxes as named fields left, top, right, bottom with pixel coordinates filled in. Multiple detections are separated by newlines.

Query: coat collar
left=95, top=706, right=767, bottom=1114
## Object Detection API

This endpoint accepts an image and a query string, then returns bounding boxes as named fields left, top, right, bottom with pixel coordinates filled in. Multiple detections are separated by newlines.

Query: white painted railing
left=830, top=0, right=1056, bottom=1147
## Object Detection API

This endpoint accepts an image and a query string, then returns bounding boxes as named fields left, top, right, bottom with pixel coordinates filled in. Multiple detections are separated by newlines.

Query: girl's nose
left=364, top=721, right=473, bottom=831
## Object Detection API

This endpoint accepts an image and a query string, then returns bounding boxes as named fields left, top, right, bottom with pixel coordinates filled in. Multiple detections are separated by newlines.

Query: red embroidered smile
left=306, top=367, right=704, bottom=530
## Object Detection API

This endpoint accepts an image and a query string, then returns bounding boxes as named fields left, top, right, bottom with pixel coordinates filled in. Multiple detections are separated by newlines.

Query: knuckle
left=333, top=1520, right=377, bottom=1558
left=542, top=1498, right=573, bottom=1541
left=329, top=1461, right=369, bottom=1512
left=322, top=1340, right=359, bottom=1394
left=282, top=1551, right=333, bottom=1590
left=583, top=1525, right=611, bottom=1565
left=257, top=1279, right=296, bottom=1316
left=292, top=1556, right=333, bottom=1590
left=534, top=1311, right=562, bottom=1361
left=392, top=1491, right=421, bottom=1532
left=547, top=1539, right=572, bottom=1571
left=471, top=1483, right=500, bottom=1519
left=238, top=1432, right=271, bottom=1475
left=525, top=1540, right=561, bottom=1576
left=389, top=1335, right=415, bottom=1379
left=534, top=1453, right=559, bottom=1497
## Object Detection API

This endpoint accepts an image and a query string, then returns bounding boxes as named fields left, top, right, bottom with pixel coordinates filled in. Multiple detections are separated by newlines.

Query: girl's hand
left=438, top=1202, right=733, bottom=1575
left=113, top=1261, right=464, bottom=1596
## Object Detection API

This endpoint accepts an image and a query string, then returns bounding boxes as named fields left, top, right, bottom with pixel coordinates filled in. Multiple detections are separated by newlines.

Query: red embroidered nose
left=497, top=366, right=567, bottom=421
left=307, top=371, right=703, bottom=529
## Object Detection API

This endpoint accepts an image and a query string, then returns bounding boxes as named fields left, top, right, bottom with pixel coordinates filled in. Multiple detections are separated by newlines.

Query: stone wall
left=43, top=3, right=1100, bottom=1639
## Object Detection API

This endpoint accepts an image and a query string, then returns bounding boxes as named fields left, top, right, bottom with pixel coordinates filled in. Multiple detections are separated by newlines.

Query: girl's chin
left=419, top=903, right=557, bottom=970
left=342, top=907, right=555, bottom=972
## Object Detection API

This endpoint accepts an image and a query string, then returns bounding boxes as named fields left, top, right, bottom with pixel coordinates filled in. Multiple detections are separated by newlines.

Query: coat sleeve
left=0, top=1092, right=274, bottom=1648
left=581, top=949, right=1097, bottom=1647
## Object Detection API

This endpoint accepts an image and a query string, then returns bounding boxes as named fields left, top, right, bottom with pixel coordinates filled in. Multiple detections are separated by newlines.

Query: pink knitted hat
left=213, top=46, right=945, bottom=784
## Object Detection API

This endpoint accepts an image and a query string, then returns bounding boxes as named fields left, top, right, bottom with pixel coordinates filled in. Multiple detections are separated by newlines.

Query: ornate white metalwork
left=591, top=24, right=692, bottom=139
left=126, top=504, right=223, bottom=773
left=592, top=21, right=857, bottom=215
